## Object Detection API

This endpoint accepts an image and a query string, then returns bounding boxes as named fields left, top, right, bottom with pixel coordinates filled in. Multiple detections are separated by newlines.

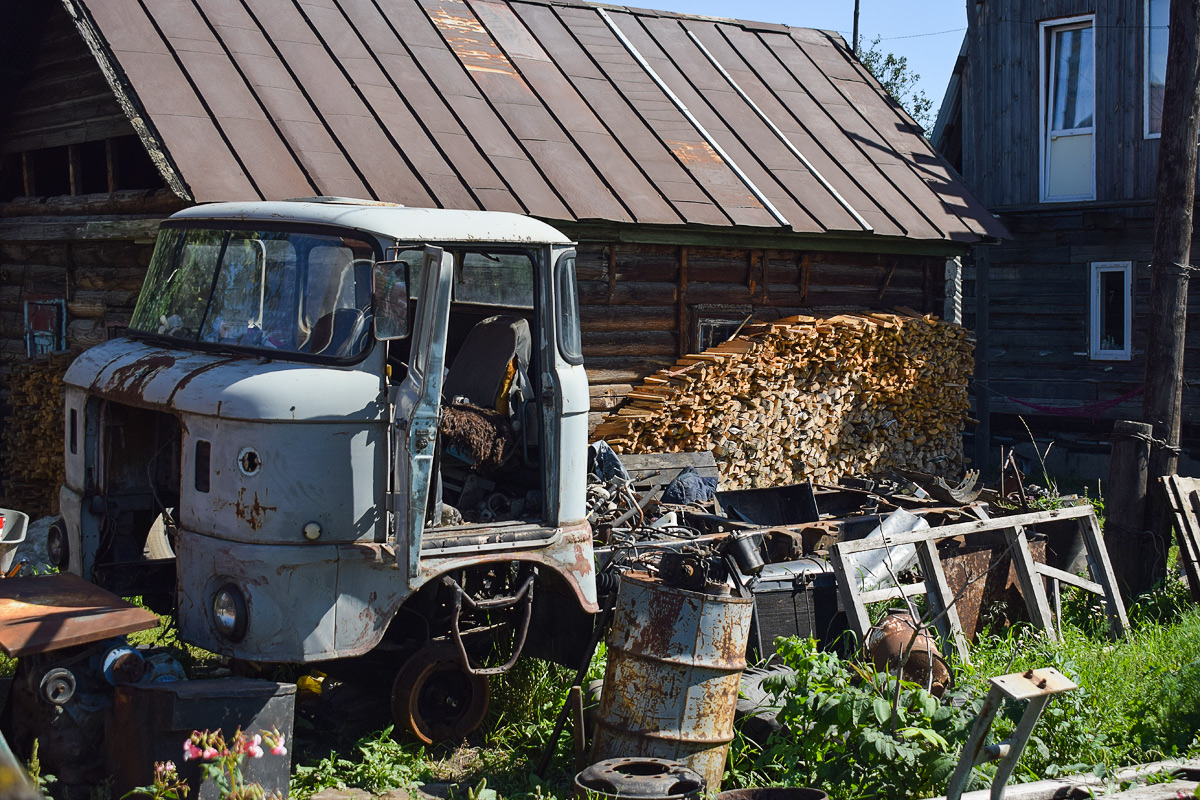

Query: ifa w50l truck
left=55, top=199, right=598, bottom=740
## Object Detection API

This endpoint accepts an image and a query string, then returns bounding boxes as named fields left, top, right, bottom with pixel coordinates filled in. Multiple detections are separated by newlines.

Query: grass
left=292, top=574, right=1200, bottom=800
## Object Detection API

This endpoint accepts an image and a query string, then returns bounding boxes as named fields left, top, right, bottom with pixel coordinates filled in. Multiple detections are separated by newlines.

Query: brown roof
left=64, top=0, right=1005, bottom=242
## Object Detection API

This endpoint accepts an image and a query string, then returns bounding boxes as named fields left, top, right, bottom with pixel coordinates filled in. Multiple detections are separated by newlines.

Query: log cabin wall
left=575, top=241, right=948, bottom=429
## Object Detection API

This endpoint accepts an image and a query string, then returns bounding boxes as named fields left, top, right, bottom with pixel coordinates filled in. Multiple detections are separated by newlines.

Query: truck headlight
left=213, top=583, right=248, bottom=642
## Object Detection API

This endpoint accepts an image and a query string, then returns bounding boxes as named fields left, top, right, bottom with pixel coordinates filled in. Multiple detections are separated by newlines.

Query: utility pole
left=1140, top=0, right=1200, bottom=596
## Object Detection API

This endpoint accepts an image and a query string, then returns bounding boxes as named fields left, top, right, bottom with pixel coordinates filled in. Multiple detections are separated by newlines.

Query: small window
left=25, top=298, right=65, bottom=356
left=1090, top=261, right=1132, bottom=360
left=555, top=252, right=583, bottom=364
left=1146, top=0, right=1169, bottom=138
left=195, top=440, right=212, bottom=493
left=1041, top=16, right=1096, bottom=202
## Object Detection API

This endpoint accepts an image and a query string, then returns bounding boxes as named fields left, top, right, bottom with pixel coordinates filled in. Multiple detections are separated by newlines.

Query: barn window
left=1146, top=0, right=1169, bottom=137
left=1089, top=261, right=1132, bottom=361
left=1040, top=16, right=1096, bottom=202
left=25, top=299, right=66, bottom=356
left=691, top=306, right=753, bottom=353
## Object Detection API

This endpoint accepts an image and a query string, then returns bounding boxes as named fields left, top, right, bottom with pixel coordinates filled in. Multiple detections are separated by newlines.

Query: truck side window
left=556, top=254, right=583, bottom=364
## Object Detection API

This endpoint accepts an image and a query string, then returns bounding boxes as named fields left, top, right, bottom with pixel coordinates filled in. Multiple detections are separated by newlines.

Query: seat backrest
left=443, top=316, right=531, bottom=410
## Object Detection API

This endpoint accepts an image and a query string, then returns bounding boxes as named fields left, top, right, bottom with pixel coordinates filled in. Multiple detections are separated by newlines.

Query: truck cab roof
left=169, top=200, right=574, bottom=246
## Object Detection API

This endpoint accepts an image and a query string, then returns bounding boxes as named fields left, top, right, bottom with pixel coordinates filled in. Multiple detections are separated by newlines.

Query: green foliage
left=856, top=37, right=934, bottom=134
left=290, top=726, right=428, bottom=798
left=727, top=638, right=978, bottom=800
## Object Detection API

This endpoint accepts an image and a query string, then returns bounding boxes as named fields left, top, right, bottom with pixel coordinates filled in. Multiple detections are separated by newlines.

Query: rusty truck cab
left=58, top=199, right=595, bottom=736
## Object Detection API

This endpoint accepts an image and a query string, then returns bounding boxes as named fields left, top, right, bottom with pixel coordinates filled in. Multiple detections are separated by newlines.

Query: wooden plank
left=1164, top=476, right=1200, bottom=600
left=917, top=538, right=971, bottom=663
left=1004, top=525, right=1058, bottom=640
left=834, top=505, right=1096, bottom=555
left=1078, top=512, right=1131, bottom=637
left=859, top=581, right=927, bottom=605
left=1035, top=563, right=1104, bottom=595
left=677, top=246, right=688, bottom=356
left=830, top=541, right=873, bottom=646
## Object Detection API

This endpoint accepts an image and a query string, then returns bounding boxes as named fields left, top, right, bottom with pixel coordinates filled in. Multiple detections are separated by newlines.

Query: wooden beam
left=68, top=144, right=82, bottom=196
left=21, top=152, right=35, bottom=197
left=677, top=245, right=689, bottom=356
left=105, top=138, right=120, bottom=193
left=799, top=252, right=811, bottom=303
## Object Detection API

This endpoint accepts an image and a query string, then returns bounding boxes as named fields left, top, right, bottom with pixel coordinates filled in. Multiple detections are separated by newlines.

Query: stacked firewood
left=593, top=312, right=973, bottom=489
left=1, top=353, right=73, bottom=516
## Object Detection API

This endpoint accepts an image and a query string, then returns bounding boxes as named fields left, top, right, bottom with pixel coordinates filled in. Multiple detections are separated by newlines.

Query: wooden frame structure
left=831, top=505, right=1128, bottom=664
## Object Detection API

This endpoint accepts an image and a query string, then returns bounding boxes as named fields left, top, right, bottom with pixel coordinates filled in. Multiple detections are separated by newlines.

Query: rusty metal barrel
left=590, top=570, right=754, bottom=792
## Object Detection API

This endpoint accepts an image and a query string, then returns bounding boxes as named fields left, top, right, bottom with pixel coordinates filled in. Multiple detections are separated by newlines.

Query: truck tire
left=391, top=643, right=489, bottom=744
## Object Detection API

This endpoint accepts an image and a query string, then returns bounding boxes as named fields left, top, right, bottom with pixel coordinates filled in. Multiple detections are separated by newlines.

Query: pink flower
left=270, top=743, right=287, bottom=757
left=242, top=734, right=264, bottom=759
left=202, top=747, right=219, bottom=760
left=268, top=732, right=286, bottom=756
left=183, top=740, right=204, bottom=761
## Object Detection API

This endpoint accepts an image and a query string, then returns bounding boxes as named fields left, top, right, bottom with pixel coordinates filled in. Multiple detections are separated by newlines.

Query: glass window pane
left=1099, top=269, right=1127, bottom=351
left=556, top=254, right=582, bottom=362
left=456, top=252, right=535, bottom=308
left=1148, top=0, right=1169, bottom=134
left=1052, top=26, right=1094, bottom=131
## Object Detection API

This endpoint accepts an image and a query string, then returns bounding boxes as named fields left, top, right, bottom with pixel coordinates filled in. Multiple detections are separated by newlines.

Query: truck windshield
left=129, top=226, right=378, bottom=359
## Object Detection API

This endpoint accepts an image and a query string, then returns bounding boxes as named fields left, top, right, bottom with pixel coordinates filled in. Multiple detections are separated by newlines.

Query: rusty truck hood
left=65, top=338, right=385, bottom=422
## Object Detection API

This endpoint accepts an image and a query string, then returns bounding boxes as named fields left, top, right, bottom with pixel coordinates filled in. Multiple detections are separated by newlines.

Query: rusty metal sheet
left=82, top=2, right=259, bottom=201
left=940, top=536, right=1048, bottom=641
left=515, top=3, right=712, bottom=226
left=191, top=0, right=373, bottom=199
left=628, top=16, right=823, bottom=233
left=140, top=0, right=317, bottom=199
left=0, top=573, right=159, bottom=657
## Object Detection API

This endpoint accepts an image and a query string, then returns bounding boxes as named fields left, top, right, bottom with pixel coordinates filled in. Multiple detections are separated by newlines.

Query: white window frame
left=1039, top=15, right=1097, bottom=202
left=1089, top=261, right=1133, bottom=361
left=1144, top=0, right=1168, bottom=139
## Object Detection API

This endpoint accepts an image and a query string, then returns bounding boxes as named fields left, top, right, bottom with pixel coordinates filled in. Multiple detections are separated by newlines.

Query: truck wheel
left=391, top=643, right=489, bottom=744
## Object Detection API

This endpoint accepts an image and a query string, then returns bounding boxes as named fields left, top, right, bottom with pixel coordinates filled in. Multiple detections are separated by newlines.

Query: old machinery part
left=865, top=610, right=951, bottom=697
left=715, top=789, right=828, bottom=800
left=725, top=531, right=765, bottom=576
left=213, top=583, right=248, bottom=642
left=575, top=757, right=705, bottom=800
left=443, top=568, right=536, bottom=676
left=237, top=448, right=262, bottom=477
left=391, top=643, right=490, bottom=744
left=46, top=519, right=69, bottom=568
left=39, top=668, right=77, bottom=706
left=96, top=641, right=146, bottom=686
left=302, top=521, right=322, bottom=541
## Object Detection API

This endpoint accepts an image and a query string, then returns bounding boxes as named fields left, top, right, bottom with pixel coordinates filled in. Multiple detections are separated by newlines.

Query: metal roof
left=64, top=0, right=1005, bottom=243
left=170, top=200, right=575, bottom=243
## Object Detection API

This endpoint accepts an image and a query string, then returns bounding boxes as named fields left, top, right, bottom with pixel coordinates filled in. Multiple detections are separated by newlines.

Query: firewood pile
left=1, top=352, right=74, bottom=516
left=593, top=312, right=973, bottom=489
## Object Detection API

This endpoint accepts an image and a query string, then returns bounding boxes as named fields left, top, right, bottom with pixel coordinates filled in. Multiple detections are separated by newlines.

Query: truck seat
left=443, top=315, right=531, bottom=415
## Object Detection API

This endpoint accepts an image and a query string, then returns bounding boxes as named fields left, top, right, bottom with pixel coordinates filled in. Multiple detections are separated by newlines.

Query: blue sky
left=641, top=0, right=968, bottom=117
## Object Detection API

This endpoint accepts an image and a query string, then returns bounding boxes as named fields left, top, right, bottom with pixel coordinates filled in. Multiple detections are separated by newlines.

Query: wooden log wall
left=0, top=190, right=179, bottom=513
left=967, top=203, right=1200, bottom=454
left=576, top=241, right=947, bottom=431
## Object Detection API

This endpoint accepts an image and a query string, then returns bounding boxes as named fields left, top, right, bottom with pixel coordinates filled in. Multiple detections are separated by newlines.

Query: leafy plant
left=290, top=726, right=427, bottom=798
left=126, top=728, right=287, bottom=800
left=728, top=638, right=978, bottom=800
left=856, top=37, right=934, bottom=133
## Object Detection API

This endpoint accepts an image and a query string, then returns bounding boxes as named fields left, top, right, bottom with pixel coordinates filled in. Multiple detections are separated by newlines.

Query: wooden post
left=1141, top=0, right=1200, bottom=587
left=973, top=246, right=991, bottom=475
left=106, top=138, right=120, bottom=193
left=677, top=246, right=689, bottom=356
left=68, top=144, right=82, bottom=196
left=1105, top=420, right=1153, bottom=601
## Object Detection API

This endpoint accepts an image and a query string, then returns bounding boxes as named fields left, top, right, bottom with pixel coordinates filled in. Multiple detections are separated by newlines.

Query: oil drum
left=590, top=570, right=753, bottom=792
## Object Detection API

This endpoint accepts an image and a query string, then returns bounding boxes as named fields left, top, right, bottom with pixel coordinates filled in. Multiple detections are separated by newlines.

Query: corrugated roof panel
left=336, top=0, right=522, bottom=212
left=471, top=0, right=681, bottom=224
left=632, top=15, right=830, bottom=232
left=193, top=0, right=373, bottom=199
left=84, top=1, right=259, bottom=200
left=69, top=0, right=1001, bottom=243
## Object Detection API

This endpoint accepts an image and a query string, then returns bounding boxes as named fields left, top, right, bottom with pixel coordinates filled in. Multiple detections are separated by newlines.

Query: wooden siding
left=0, top=6, right=133, bottom=154
left=577, top=242, right=946, bottom=427
left=966, top=206, right=1200, bottom=438
left=964, top=0, right=1160, bottom=208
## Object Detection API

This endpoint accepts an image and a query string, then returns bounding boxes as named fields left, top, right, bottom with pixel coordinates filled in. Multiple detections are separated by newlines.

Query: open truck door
left=388, top=246, right=454, bottom=583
